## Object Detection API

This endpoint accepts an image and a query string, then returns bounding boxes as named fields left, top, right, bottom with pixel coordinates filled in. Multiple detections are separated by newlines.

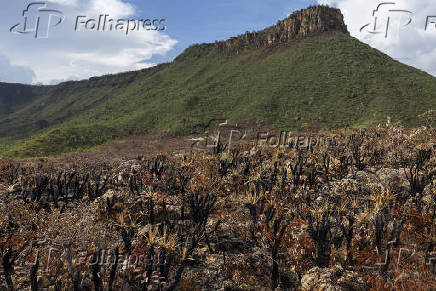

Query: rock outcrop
left=301, top=265, right=368, bottom=291
left=216, top=5, right=348, bottom=55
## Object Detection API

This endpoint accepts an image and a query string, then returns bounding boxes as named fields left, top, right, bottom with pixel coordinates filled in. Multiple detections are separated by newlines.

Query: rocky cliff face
left=216, top=5, right=348, bottom=55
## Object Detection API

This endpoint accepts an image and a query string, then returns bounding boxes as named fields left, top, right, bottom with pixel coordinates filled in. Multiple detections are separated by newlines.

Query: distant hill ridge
left=0, top=83, right=41, bottom=118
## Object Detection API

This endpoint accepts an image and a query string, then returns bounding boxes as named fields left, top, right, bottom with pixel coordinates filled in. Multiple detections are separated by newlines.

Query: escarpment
left=216, top=5, right=348, bottom=55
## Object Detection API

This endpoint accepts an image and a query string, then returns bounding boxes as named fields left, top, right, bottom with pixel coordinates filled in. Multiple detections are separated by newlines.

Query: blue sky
left=1, top=0, right=436, bottom=84
left=133, top=0, right=318, bottom=62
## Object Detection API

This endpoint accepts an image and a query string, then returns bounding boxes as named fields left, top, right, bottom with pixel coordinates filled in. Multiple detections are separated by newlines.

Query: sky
left=1, top=0, right=436, bottom=84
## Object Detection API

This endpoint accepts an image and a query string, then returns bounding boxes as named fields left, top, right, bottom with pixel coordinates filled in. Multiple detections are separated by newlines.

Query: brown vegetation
left=0, top=125, right=435, bottom=290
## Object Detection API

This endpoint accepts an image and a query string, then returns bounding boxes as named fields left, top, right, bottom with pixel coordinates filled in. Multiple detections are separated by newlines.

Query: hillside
left=0, top=83, right=46, bottom=118
left=0, top=5, right=435, bottom=158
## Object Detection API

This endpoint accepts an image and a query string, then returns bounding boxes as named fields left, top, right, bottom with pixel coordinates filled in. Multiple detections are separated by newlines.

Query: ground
left=0, top=125, right=435, bottom=290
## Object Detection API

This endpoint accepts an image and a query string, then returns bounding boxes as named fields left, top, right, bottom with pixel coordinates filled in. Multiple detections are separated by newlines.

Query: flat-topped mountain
left=0, top=5, right=435, bottom=158
left=216, top=6, right=348, bottom=54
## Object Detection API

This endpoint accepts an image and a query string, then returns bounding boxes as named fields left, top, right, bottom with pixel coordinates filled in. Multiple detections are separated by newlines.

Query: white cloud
left=317, top=0, right=436, bottom=76
left=0, top=54, right=35, bottom=83
left=86, top=0, right=135, bottom=18
left=47, top=0, right=79, bottom=6
left=1, top=0, right=176, bottom=84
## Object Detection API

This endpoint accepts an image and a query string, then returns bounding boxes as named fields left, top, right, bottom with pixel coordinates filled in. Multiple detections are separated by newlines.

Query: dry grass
left=0, top=125, right=435, bottom=290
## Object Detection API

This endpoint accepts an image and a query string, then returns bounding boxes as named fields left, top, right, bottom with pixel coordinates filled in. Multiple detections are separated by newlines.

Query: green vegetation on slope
left=0, top=83, right=47, bottom=118
left=1, top=33, right=435, bottom=158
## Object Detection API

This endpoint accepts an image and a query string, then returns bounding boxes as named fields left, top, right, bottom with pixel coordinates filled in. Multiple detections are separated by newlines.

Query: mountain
left=0, top=83, right=43, bottom=118
left=0, top=5, right=435, bottom=158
